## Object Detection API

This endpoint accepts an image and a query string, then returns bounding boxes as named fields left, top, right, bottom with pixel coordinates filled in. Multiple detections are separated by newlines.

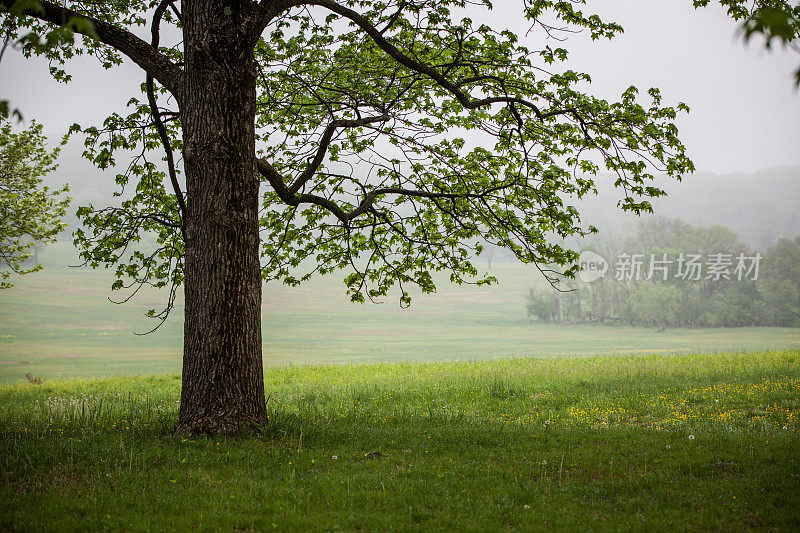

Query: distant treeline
left=526, top=219, right=800, bottom=329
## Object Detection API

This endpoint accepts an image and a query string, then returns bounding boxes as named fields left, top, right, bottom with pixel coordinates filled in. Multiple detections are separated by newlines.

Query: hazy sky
left=1, top=0, right=798, bottom=174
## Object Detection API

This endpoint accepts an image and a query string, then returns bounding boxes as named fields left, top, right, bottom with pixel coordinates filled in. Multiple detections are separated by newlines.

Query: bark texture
left=175, top=0, right=266, bottom=435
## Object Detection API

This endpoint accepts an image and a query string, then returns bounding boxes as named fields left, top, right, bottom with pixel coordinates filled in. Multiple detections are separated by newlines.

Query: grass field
left=1, top=350, right=799, bottom=530
left=1, top=243, right=799, bottom=384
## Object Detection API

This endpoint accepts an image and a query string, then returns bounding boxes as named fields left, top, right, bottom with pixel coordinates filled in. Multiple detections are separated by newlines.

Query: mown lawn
left=1, top=350, right=799, bottom=531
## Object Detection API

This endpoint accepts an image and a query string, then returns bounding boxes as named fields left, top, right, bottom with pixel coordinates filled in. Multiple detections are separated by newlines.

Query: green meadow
left=2, top=246, right=800, bottom=530
left=1, top=244, right=799, bottom=384
left=1, top=350, right=799, bottom=530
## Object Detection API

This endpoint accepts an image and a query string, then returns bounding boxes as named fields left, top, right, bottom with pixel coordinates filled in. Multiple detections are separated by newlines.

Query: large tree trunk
left=175, top=1, right=266, bottom=435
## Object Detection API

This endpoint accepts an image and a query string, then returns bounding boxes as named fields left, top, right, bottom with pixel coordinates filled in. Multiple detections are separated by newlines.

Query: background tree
left=760, top=236, right=800, bottom=326
left=525, top=287, right=556, bottom=323
left=1, top=0, right=701, bottom=434
left=627, top=284, right=682, bottom=332
left=525, top=219, right=779, bottom=329
left=710, top=282, right=763, bottom=327
left=0, top=117, right=69, bottom=289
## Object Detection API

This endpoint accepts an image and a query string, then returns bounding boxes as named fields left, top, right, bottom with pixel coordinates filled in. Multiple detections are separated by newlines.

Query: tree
left=709, top=282, right=762, bottom=327
left=483, top=244, right=495, bottom=269
left=525, top=288, right=556, bottom=323
left=0, top=117, right=69, bottom=289
left=760, top=236, right=800, bottom=326
left=628, top=284, right=682, bottom=332
left=2, top=0, right=701, bottom=435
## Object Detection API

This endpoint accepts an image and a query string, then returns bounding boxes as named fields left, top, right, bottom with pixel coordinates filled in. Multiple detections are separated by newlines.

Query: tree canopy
left=3, top=0, right=699, bottom=313
left=0, top=118, right=69, bottom=288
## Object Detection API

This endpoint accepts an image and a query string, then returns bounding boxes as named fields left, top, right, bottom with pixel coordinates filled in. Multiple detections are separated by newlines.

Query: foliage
left=0, top=118, right=69, bottom=288
left=0, top=0, right=795, bottom=319
left=525, top=287, right=557, bottom=322
left=760, top=236, right=800, bottom=326
left=628, top=283, right=682, bottom=332
left=0, top=0, right=101, bottom=120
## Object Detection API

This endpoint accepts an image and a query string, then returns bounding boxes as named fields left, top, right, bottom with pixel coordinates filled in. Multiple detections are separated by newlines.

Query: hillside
left=576, top=166, right=800, bottom=249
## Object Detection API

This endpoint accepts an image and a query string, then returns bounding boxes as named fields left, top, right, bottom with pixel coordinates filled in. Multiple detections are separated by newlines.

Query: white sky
left=1, top=0, right=798, bottom=174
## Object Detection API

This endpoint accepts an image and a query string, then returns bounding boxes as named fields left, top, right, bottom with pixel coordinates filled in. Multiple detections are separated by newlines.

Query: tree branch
left=257, top=157, right=513, bottom=225
left=288, top=114, right=389, bottom=194
left=146, top=0, right=186, bottom=234
left=285, top=0, right=576, bottom=121
left=1, top=0, right=183, bottom=96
